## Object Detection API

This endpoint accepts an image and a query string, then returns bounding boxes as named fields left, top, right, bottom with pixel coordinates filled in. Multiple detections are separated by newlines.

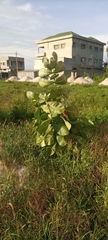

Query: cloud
left=1, top=0, right=12, bottom=5
left=17, top=3, right=32, bottom=12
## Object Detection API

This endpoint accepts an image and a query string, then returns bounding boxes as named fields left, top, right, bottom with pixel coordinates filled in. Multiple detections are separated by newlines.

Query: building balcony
left=36, top=52, right=46, bottom=58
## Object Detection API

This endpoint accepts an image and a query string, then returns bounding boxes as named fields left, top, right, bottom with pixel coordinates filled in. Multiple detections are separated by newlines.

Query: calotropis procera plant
left=26, top=52, right=77, bottom=155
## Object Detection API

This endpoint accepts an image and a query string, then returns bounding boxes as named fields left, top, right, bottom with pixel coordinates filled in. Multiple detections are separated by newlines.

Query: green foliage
left=83, top=71, right=90, bottom=77
left=91, top=68, right=108, bottom=83
left=26, top=53, right=70, bottom=154
left=27, top=52, right=93, bottom=155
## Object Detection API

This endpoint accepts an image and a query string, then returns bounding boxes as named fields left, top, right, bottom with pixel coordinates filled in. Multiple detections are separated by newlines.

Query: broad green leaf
left=39, top=78, right=54, bottom=88
left=36, top=124, right=54, bottom=147
left=39, top=93, right=50, bottom=103
left=41, top=101, right=64, bottom=117
left=61, top=88, right=70, bottom=98
left=50, top=73, right=59, bottom=80
left=53, top=118, right=69, bottom=135
left=42, top=57, right=49, bottom=68
left=54, top=61, right=65, bottom=73
left=55, top=74, right=67, bottom=85
left=61, top=117, right=71, bottom=130
left=26, top=91, right=34, bottom=99
left=34, top=108, right=41, bottom=125
left=40, top=104, right=50, bottom=114
left=36, top=132, right=46, bottom=147
left=57, top=124, right=69, bottom=136
left=45, top=132, right=54, bottom=146
left=56, top=135, right=67, bottom=147
left=49, top=87, right=62, bottom=100
left=49, top=57, right=57, bottom=69
left=41, top=113, right=48, bottom=121
left=66, top=105, right=79, bottom=119
left=52, top=52, right=58, bottom=61
left=45, top=124, right=53, bottom=134
left=49, top=87, right=69, bottom=101
left=39, top=68, right=51, bottom=78
left=39, top=93, right=46, bottom=103
left=40, top=141, right=46, bottom=147
left=37, top=119, right=51, bottom=134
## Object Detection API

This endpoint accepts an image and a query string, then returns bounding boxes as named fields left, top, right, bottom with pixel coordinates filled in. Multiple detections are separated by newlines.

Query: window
left=100, top=48, right=103, bottom=51
left=88, top=58, right=92, bottom=64
left=81, top=57, right=86, bottom=62
left=19, top=62, right=23, bottom=67
left=61, top=43, right=65, bottom=48
left=2, top=62, right=5, bottom=65
left=89, top=45, right=92, bottom=49
left=94, top=59, right=98, bottom=65
left=81, top=44, right=86, bottom=49
left=94, top=47, right=98, bottom=52
left=73, top=42, right=76, bottom=47
left=38, top=47, right=44, bottom=53
left=54, top=44, right=59, bottom=50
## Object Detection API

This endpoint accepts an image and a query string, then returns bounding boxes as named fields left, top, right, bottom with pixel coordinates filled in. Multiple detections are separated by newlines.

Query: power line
left=0, top=52, right=36, bottom=60
left=0, top=53, right=15, bottom=55
left=18, top=53, right=35, bottom=60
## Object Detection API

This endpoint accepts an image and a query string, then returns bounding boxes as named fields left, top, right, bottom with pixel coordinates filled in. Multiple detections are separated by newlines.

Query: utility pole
left=107, top=42, right=108, bottom=68
left=15, top=51, right=18, bottom=78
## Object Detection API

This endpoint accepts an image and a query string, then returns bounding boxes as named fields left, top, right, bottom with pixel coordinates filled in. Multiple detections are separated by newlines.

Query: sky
left=0, top=0, right=108, bottom=69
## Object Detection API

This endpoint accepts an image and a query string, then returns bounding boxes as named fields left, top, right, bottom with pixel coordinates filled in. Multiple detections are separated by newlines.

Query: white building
left=34, top=31, right=106, bottom=76
left=0, top=56, right=24, bottom=79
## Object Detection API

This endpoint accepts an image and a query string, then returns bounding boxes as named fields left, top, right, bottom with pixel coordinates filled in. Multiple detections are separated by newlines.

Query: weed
left=0, top=80, right=108, bottom=239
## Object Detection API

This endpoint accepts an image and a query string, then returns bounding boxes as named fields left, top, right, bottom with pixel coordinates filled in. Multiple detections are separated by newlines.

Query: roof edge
left=36, top=31, right=106, bottom=45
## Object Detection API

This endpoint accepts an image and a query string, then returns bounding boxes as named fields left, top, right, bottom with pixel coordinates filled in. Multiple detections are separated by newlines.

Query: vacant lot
left=0, top=80, right=108, bottom=239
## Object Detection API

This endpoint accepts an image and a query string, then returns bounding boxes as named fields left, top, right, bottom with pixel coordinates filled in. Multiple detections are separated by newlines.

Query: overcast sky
left=0, top=0, right=108, bottom=69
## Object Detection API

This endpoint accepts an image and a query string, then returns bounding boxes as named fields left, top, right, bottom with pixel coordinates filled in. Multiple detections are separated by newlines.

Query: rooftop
left=42, top=31, right=105, bottom=44
left=43, top=31, right=80, bottom=40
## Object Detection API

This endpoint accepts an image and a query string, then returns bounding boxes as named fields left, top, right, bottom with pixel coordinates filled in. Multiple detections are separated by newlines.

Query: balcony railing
left=36, top=52, right=46, bottom=58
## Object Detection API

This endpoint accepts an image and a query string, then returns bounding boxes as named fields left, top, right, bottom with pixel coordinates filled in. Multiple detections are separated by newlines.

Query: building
left=18, top=70, right=38, bottom=79
left=34, top=31, right=106, bottom=77
left=0, top=56, right=24, bottom=79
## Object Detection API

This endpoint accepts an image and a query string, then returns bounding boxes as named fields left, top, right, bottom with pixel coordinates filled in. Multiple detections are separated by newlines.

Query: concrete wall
left=34, top=59, right=44, bottom=70
left=18, top=70, right=38, bottom=79
left=36, top=35, right=72, bottom=59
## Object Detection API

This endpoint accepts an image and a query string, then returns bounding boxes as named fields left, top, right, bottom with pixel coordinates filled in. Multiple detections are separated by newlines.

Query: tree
left=26, top=52, right=93, bottom=156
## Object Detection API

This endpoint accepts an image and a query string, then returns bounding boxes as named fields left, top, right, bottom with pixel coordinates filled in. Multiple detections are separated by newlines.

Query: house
left=34, top=31, right=106, bottom=77
left=0, top=56, right=24, bottom=79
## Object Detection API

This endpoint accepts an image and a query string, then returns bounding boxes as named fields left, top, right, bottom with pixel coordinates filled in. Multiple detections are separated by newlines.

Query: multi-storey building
left=0, top=56, right=24, bottom=79
left=34, top=31, right=106, bottom=77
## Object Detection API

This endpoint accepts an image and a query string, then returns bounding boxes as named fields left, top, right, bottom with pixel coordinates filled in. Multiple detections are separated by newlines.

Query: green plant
left=1, top=80, right=108, bottom=239
left=27, top=52, right=93, bottom=155
left=26, top=52, right=70, bottom=155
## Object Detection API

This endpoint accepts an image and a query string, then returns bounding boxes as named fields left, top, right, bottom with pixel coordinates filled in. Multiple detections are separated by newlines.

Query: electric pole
left=15, top=51, right=18, bottom=78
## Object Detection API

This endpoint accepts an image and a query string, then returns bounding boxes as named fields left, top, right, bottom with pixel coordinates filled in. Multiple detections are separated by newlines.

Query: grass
left=0, top=80, right=108, bottom=239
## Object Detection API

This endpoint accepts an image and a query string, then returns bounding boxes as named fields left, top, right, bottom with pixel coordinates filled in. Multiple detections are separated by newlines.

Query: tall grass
left=0, top=80, right=108, bottom=239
